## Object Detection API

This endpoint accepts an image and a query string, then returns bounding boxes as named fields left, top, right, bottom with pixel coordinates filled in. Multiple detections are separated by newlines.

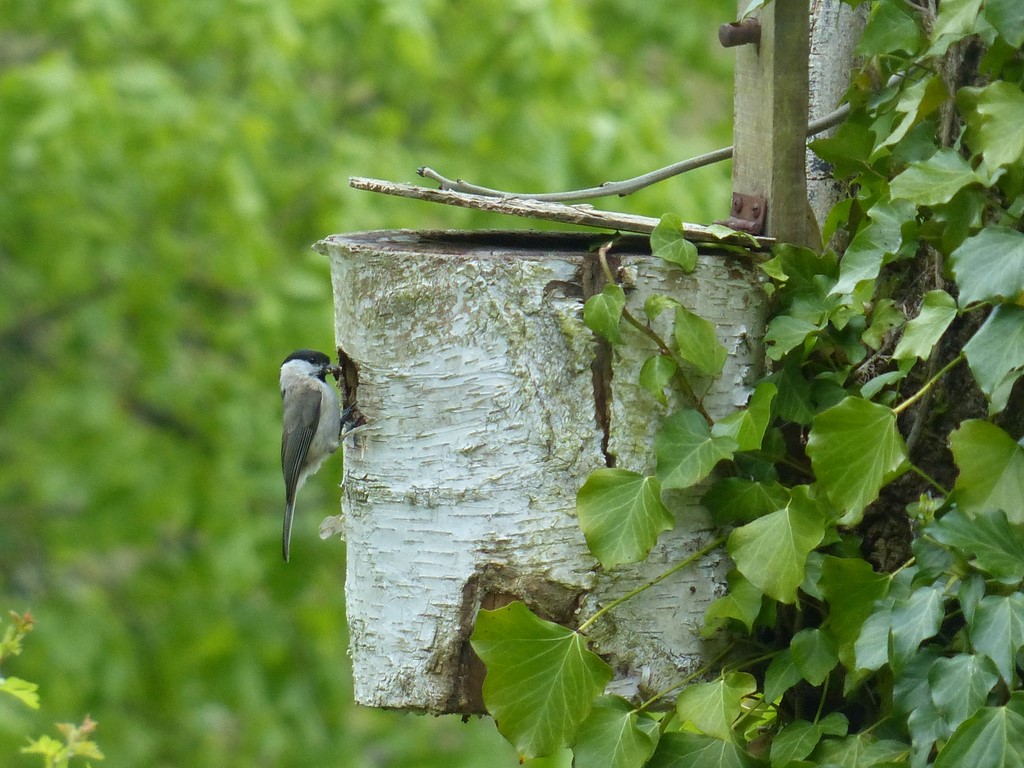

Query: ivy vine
left=470, top=2, right=1024, bottom=767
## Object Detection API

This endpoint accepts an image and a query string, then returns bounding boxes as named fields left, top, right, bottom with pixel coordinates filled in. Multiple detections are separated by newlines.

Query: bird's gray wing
left=281, top=382, right=323, bottom=504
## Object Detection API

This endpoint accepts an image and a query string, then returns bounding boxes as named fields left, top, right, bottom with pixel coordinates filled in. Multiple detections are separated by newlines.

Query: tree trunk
left=807, top=0, right=868, bottom=234
left=317, top=230, right=766, bottom=713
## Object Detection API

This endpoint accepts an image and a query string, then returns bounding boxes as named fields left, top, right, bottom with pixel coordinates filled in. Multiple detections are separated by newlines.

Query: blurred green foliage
left=0, top=1, right=734, bottom=765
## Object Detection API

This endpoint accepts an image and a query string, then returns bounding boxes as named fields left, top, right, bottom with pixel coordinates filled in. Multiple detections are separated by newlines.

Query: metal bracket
left=717, top=193, right=767, bottom=235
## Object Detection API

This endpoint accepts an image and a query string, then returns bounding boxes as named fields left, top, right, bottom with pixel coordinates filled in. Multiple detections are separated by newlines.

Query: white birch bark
left=316, top=230, right=766, bottom=712
left=588, top=252, right=766, bottom=698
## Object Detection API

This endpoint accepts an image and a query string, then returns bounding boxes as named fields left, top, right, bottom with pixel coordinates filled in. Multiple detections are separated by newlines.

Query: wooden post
left=732, top=0, right=819, bottom=248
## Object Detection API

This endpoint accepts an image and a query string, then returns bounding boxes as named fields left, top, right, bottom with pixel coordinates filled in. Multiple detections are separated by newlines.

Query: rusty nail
left=718, top=18, right=761, bottom=48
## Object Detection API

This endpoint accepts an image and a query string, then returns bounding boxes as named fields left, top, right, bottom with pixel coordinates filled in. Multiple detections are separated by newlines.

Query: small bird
left=279, top=349, right=343, bottom=562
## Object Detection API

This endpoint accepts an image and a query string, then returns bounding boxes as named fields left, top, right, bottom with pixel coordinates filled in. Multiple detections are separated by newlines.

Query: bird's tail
left=282, top=500, right=295, bottom=562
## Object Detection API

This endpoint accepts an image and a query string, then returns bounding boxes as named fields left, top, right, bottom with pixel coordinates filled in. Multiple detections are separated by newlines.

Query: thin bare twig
left=417, top=103, right=852, bottom=203
left=417, top=71, right=916, bottom=204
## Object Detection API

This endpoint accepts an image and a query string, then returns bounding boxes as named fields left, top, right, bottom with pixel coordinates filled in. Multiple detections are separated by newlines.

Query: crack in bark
left=582, top=253, right=617, bottom=468
left=335, top=343, right=361, bottom=417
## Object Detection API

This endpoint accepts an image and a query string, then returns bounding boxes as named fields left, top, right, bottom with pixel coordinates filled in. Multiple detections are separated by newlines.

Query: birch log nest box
left=314, top=230, right=767, bottom=714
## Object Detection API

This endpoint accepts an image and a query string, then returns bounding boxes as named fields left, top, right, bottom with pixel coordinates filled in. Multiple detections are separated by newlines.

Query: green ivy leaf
left=791, top=628, right=839, bottom=686
left=639, top=354, right=678, bottom=406
left=914, top=532, right=957, bottom=583
left=890, top=584, right=945, bottom=669
left=950, top=420, right=1024, bottom=522
left=929, top=654, right=1000, bottom=733
left=712, top=383, right=777, bottom=452
left=576, top=469, right=674, bottom=569
left=934, top=692, right=1024, bottom=768
left=809, top=121, right=876, bottom=179
left=703, top=569, right=764, bottom=635
left=929, top=508, right=1024, bottom=584
left=970, top=593, right=1024, bottom=683
left=763, top=244, right=839, bottom=294
left=573, top=696, right=658, bottom=768
left=673, top=306, right=727, bottom=376
left=893, top=290, right=958, bottom=360
left=764, top=649, right=803, bottom=703
left=470, top=602, right=612, bottom=759
left=674, top=672, right=756, bottom=740
left=770, top=359, right=815, bottom=425
left=728, top=487, right=827, bottom=604
left=764, top=315, right=822, bottom=360
left=770, top=720, right=821, bottom=768
left=929, top=0, right=985, bottom=55
left=855, top=597, right=896, bottom=672
left=655, top=409, right=736, bottom=490
left=907, top=700, right=949, bottom=763
left=890, top=148, right=985, bottom=206
left=877, top=75, right=947, bottom=151
left=702, top=478, right=790, bottom=526
left=0, top=676, right=40, bottom=709
left=647, top=732, right=762, bottom=768
left=858, top=0, right=924, bottom=56
left=819, top=556, right=891, bottom=669
left=759, top=253, right=788, bottom=283
left=950, top=227, right=1024, bottom=306
left=960, top=574, right=987, bottom=625
left=962, top=81, right=1024, bottom=170
left=894, top=647, right=941, bottom=715
left=963, top=304, right=1024, bottom=414
left=936, top=185, right=987, bottom=254
left=811, top=732, right=910, bottom=766
left=831, top=198, right=916, bottom=296
left=860, top=366, right=911, bottom=401
left=861, top=298, right=905, bottom=351
left=644, top=294, right=680, bottom=321
left=651, top=214, right=697, bottom=272
left=703, top=223, right=761, bottom=247
left=770, top=714, right=848, bottom=767
left=986, top=0, right=1024, bottom=47
left=806, top=397, right=908, bottom=525
left=584, top=283, right=626, bottom=344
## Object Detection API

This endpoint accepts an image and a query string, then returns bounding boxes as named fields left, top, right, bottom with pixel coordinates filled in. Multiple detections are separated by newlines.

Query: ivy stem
left=723, top=649, right=779, bottom=673
left=893, top=353, right=964, bottom=416
left=635, top=642, right=738, bottom=713
left=814, top=673, right=830, bottom=724
left=596, top=242, right=713, bottom=424
left=909, top=463, right=950, bottom=496
left=577, top=534, right=727, bottom=635
left=891, top=556, right=916, bottom=577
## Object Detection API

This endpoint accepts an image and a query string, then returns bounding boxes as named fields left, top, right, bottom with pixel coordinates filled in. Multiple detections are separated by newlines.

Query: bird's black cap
left=282, top=349, right=332, bottom=367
